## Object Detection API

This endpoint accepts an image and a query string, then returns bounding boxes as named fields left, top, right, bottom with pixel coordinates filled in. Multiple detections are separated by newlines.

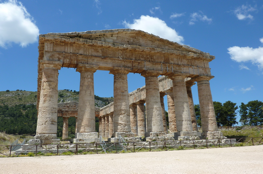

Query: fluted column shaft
left=109, top=113, right=114, bottom=138
left=76, top=67, right=96, bottom=134
left=186, top=83, right=198, bottom=131
left=105, top=115, right=109, bottom=138
left=143, top=73, right=163, bottom=134
left=62, top=117, right=69, bottom=140
left=160, top=93, right=167, bottom=132
left=130, top=104, right=137, bottom=135
left=111, top=70, right=131, bottom=134
left=101, top=116, right=105, bottom=138
left=197, top=79, right=218, bottom=134
left=166, top=90, right=177, bottom=132
left=137, top=101, right=145, bottom=137
left=36, top=62, right=61, bottom=141
left=171, top=76, right=193, bottom=132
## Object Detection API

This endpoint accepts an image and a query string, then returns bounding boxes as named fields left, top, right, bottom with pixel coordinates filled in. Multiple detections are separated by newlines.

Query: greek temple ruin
left=35, top=29, right=224, bottom=144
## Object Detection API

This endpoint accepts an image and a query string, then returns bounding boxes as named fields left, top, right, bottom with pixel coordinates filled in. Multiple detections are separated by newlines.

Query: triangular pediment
left=40, top=29, right=211, bottom=57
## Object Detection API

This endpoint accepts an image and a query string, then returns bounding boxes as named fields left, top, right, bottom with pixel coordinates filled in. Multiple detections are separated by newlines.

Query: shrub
left=27, top=152, right=34, bottom=157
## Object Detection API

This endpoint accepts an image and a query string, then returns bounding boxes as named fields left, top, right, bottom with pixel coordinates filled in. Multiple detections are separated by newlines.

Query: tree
left=221, top=101, right=238, bottom=126
left=195, top=104, right=201, bottom=126
left=239, top=100, right=263, bottom=126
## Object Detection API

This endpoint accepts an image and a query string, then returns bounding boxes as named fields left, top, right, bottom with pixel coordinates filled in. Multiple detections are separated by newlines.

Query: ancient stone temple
left=35, top=29, right=223, bottom=144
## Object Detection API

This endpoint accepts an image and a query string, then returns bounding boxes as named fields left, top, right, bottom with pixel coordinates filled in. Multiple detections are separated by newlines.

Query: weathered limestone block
left=186, top=82, right=198, bottom=131
left=160, top=93, right=167, bottom=132
left=166, top=90, right=177, bottom=132
left=130, top=104, right=137, bottom=135
left=36, top=62, right=61, bottom=144
left=137, top=101, right=145, bottom=138
left=196, top=76, right=223, bottom=139
left=142, top=72, right=164, bottom=136
left=110, top=70, right=131, bottom=134
left=74, top=132, right=99, bottom=143
left=27, top=139, right=41, bottom=145
left=62, top=117, right=69, bottom=140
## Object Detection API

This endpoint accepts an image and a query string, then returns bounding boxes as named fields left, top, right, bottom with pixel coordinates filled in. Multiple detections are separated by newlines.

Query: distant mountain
left=0, top=90, right=113, bottom=108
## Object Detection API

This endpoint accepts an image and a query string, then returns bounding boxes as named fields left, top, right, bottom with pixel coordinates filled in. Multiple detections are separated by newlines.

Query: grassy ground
left=221, top=126, right=263, bottom=138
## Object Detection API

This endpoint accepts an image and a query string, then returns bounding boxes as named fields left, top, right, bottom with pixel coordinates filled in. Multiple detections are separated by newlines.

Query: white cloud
left=229, top=88, right=235, bottom=91
left=94, top=0, right=102, bottom=14
left=189, top=12, right=212, bottom=25
left=228, top=39, right=263, bottom=69
left=234, top=5, right=256, bottom=20
left=104, top=24, right=110, bottom=29
left=241, top=85, right=253, bottom=93
left=123, top=15, right=184, bottom=44
left=0, top=0, right=39, bottom=48
left=170, top=13, right=184, bottom=19
left=260, top=38, right=263, bottom=44
left=149, top=7, right=160, bottom=14
left=239, top=65, right=250, bottom=70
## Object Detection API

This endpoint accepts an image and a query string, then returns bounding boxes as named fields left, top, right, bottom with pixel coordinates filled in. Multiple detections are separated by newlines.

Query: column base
left=34, top=134, right=60, bottom=145
left=73, top=132, right=99, bottom=144
left=110, top=132, right=141, bottom=143
left=146, top=132, right=167, bottom=141
left=202, top=131, right=226, bottom=139
left=178, top=131, right=201, bottom=140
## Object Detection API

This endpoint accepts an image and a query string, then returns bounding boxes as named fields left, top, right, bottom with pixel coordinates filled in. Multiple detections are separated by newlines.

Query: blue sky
left=0, top=0, right=262, bottom=123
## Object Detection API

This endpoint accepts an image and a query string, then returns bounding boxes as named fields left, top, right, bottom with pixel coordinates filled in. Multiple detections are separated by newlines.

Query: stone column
left=101, top=116, right=105, bottom=138
left=170, top=75, right=199, bottom=139
left=196, top=76, right=222, bottom=139
left=109, top=113, right=114, bottom=138
left=130, top=104, right=137, bottom=135
left=160, top=92, right=167, bottom=132
left=142, top=72, right=164, bottom=136
left=35, top=62, right=62, bottom=144
left=74, top=65, right=98, bottom=143
left=105, top=115, right=109, bottom=139
left=137, top=101, right=145, bottom=137
left=110, top=69, right=131, bottom=137
left=186, top=81, right=198, bottom=131
left=62, top=117, right=69, bottom=140
left=166, top=89, right=177, bottom=132
left=75, top=117, right=78, bottom=133
left=99, top=117, right=102, bottom=137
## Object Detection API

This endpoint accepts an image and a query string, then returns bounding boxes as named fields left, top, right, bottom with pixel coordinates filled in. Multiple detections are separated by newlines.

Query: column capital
left=167, top=74, right=187, bottom=80
left=193, top=75, right=214, bottom=82
left=135, top=100, right=145, bottom=105
left=141, top=71, right=160, bottom=77
left=76, top=63, right=97, bottom=73
left=186, top=80, right=196, bottom=87
left=41, top=60, right=62, bottom=70
left=129, top=103, right=137, bottom=107
left=109, top=68, right=129, bottom=75
left=160, top=92, right=166, bottom=97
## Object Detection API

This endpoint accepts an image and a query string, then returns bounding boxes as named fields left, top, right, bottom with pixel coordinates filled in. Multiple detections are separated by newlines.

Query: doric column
left=101, top=116, right=105, bottom=138
left=170, top=75, right=193, bottom=134
left=110, top=69, right=131, bottom=135
left=130, top=104, right=137, bottom=135
left=74, top=64, right=98, bottom=143
left=142, top=72, right=163, bottom=135
left=196, top=76, right=222, bottom=139
left=160, top=92, right=167, bottom=132
left=137, top=101, right=145, bottom=137
left=166, top=89, right=177, bottom=132
left=109, top=113, right=114, bottom=138
left=105, top=115, right=109, bottom=138
left=35, top=61, right=62, bottom=144
left=62, top=117, right=69, bottom=140
left=99, top=117, right=102, bottom=137
left=75, top=117, right=78, bottom=133
left=186, top=81, right=198, bottom=131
